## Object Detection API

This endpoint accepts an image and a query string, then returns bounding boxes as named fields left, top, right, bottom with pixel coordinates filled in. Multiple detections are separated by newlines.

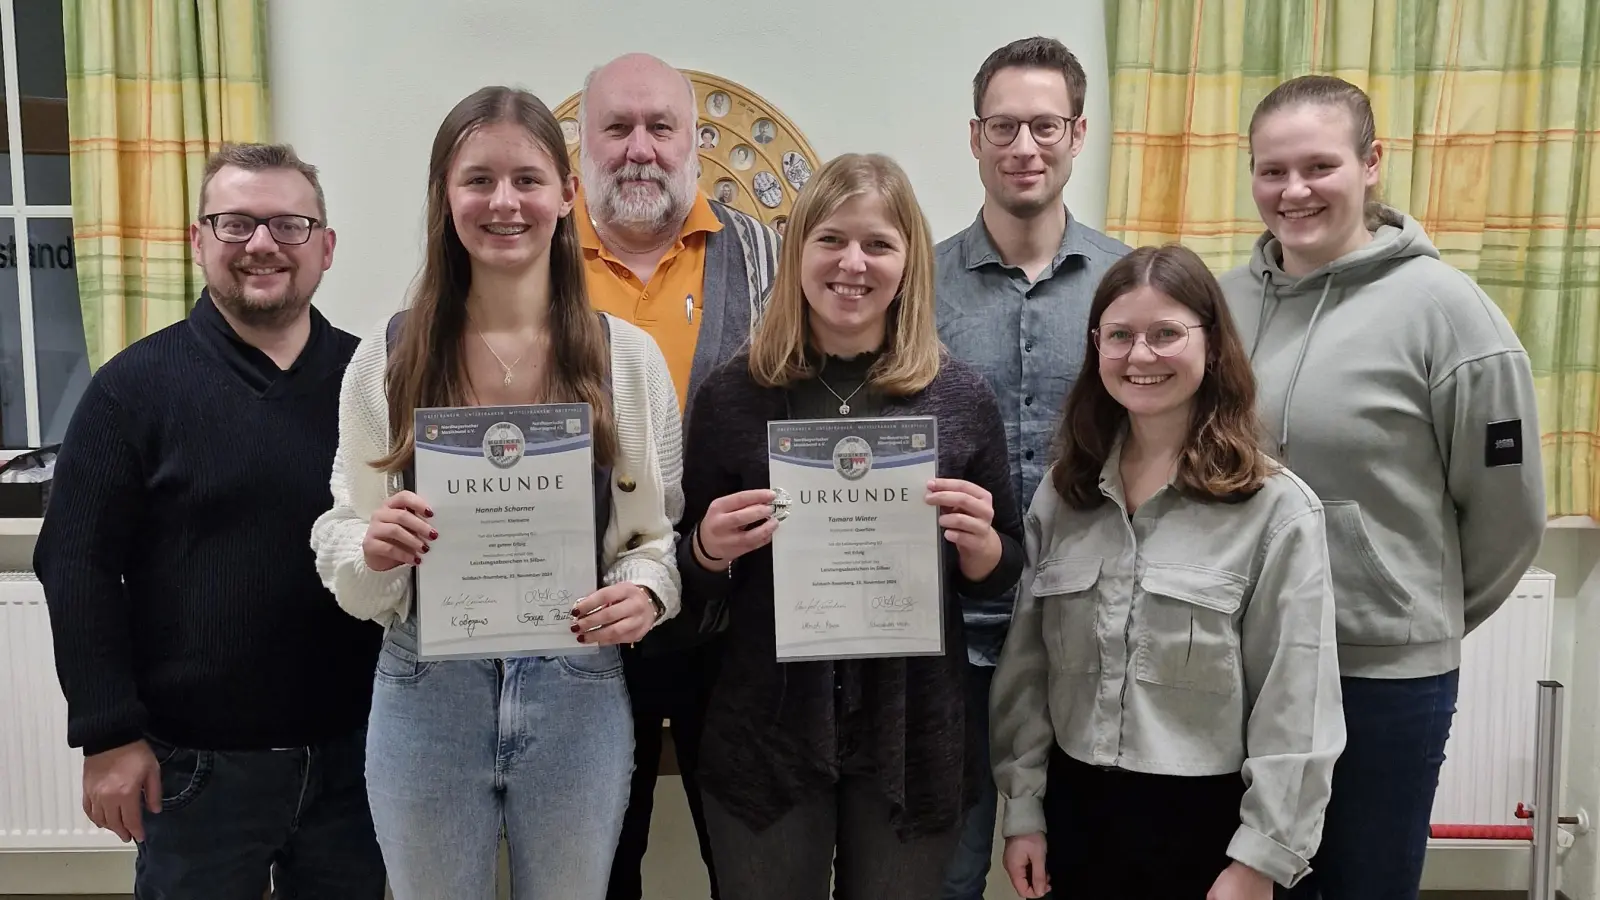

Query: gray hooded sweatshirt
left=1218, top=205, right=1545, bottom=679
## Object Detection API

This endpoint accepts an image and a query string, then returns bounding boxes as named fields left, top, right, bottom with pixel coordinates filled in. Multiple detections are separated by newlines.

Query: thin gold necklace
left=469, top=316, right=533, bottom=386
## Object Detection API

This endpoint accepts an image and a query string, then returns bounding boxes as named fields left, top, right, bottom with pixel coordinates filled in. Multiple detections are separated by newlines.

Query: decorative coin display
left=552, top=70, right=823, bottom=228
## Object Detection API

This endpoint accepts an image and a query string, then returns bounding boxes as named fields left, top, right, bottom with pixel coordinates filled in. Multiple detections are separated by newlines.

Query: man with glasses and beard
left=932, top=36, right=1131, bottom=900
left=576, top=51, right=780, bottom=900
left=33, top=143, right=385, bottom=899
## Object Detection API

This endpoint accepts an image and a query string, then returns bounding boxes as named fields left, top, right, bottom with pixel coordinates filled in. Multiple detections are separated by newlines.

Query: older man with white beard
left=576, top=52, right=780, bottom=900
left=577, top=52, right=780, bottom=413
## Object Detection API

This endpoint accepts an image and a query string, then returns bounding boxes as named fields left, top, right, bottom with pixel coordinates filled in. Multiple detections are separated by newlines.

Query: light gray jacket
left=1218, top=207, right=1544, bottom=678
left=991, top=446, right=1346, bottom=888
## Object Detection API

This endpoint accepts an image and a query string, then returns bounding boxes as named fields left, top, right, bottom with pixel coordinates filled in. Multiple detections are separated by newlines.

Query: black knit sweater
left=678, top=349, right=1024, bottom=839
left=33, top=292, right=382, bottom=755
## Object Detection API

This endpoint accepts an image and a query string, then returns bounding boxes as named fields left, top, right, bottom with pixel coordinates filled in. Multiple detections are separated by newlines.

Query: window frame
left=2, top=0, right=74, bottom=450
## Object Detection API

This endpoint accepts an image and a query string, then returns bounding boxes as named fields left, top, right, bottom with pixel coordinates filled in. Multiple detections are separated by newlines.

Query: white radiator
left=0, top=572, right=123, bottom=850
left=1430, top=566, right=1557, bottom=827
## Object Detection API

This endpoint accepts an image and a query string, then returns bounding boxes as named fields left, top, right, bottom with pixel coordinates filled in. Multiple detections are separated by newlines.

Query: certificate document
left=412, top=403, right=597, bottom=661
left=767, top=416, right=943, bottom=661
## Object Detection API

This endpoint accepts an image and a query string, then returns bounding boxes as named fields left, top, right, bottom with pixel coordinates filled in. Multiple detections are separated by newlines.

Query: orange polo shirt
left=576, top=189, right=722, bottom=409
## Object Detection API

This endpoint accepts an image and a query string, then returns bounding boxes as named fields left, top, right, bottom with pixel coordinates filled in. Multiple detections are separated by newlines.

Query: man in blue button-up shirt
left=933, top=36, right=1131, bottom=900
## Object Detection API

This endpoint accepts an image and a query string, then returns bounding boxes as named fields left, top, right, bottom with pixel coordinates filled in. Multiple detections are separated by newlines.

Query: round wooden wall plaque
left=552, top=69, right=821, bottom=235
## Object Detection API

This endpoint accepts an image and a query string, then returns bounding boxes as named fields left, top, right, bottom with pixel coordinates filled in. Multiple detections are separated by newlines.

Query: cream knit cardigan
left=310, top=312, right=684, bottom=629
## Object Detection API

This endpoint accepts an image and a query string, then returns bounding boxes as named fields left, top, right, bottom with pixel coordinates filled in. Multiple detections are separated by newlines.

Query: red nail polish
left=424, top=508, right=434, bottom=518
left=429, top=530, right=439, bottom=540
left=421, top=545, right=430, bottom=554
left=413, top=556, right=422, bottom=566
left=576, top=634, right=586, bottom=643
left=570, top=624, right=579, bottom=633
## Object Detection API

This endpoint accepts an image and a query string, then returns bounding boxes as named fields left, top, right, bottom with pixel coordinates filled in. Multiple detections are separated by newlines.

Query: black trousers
left=134, top=727, right=384, bottom=900
left=1045, top=746, right=1245, bottom=899
left=701, top=776, right=961, bottom=900
left=605, top=642, right=722, bottom=900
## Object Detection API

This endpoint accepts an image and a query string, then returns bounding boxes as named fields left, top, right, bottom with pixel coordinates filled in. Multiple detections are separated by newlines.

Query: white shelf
left=0, top=517, right=41, bottom=535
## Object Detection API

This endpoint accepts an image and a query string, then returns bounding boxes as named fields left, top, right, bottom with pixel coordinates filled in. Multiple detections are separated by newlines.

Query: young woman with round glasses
left=989, top=244, right=1346, bottom=900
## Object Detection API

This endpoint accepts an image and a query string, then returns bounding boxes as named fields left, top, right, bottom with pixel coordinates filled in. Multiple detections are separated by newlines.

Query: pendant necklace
left=816, top=374, right=866, bottom=416
left=471, top=317, right=533, bottom=387
left=476, top=331, right=524, bottom=386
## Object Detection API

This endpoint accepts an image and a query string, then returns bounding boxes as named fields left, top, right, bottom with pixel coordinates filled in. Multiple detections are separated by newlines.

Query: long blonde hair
left=748, top=152, right=941, bottom=394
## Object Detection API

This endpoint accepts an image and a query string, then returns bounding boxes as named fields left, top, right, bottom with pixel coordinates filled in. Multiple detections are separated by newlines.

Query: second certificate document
left=767, top=416, right=943, bottom=661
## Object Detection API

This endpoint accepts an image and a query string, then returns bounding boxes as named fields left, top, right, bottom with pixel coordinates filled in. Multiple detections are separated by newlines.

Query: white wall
left=266, top=0, right=1112, bottom=336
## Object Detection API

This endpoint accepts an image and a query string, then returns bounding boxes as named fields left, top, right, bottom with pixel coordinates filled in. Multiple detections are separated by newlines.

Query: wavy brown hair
left=373, top=86, right=615, bottom=473
left=748, top=152, right=940, bottom=394
left=1051, top=244, right=1270, bottom=510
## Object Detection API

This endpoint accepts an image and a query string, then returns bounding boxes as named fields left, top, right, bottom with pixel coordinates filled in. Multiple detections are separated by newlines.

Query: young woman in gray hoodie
left=1219, top=75, right=1546, bottom=900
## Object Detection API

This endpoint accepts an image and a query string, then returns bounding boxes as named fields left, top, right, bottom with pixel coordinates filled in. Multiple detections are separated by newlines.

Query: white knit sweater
left=310, top=312, right=684, bottom=629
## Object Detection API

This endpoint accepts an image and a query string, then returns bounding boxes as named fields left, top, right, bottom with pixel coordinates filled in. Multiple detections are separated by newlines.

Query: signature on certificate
left=441, top=593, right=492, bottom=611
left=516, top=607, right=572, bottom=626
left=450, top=614, right=490, bottom=637
left=795, top=596, right=847, bottom=614
left=523, top=587, right=573, bottom=605
left=868, top=595, right=917, bottom=632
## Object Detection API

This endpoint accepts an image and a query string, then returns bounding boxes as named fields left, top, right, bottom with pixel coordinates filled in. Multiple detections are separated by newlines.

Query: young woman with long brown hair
left=989, top=244, right=1345, bottom=900
left=309, top=86, right=682, bottom=900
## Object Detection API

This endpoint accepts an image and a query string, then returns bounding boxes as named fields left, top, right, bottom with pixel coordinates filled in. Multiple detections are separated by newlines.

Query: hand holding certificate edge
left=570, top=581, right=659, bottom=645
left=924, top=477, right=1002, bottom=582
left=692, top=488, right=779, bottom=572
left=363, top=490, right=436, bottom=571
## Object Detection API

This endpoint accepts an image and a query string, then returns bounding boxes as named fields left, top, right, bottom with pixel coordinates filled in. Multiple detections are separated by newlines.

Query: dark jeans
left=702, top=776, right=962, bottom=900
left=940, top=662, right=997, bottom=900
left=1281, top=670, right=1459, bottom=900
left=606, top=643, right=721, bottom=900
left=1045, top=746, right=1245, bottom=898
left=133, top=726, right=384, bottom=900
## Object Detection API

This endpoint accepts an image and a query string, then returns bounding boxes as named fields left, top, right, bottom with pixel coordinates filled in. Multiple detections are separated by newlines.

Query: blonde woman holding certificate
left=308, top=86, right=682, bottom=900
left=676, top=153, right=1024, bottom=900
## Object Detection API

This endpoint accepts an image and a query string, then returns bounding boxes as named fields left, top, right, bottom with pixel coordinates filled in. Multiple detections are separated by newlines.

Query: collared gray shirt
left=935, top=210, right=1131, bottom=664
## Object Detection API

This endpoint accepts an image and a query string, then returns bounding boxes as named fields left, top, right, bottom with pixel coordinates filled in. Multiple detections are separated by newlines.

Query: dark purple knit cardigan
left=677, top=350, right=1024, bottom=840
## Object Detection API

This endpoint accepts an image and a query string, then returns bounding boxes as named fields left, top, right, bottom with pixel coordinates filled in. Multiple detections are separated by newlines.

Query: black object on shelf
left=0, top=445, right=58, bottom=518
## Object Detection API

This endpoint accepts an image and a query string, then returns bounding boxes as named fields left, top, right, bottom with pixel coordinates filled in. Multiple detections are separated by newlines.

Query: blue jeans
left=1282, top=670, right=1459, bottom=900
left=133, top=726, right=384, bottom=900
left=365, top=618, right=634, bottom=900
left=940, top=663, right=997, bottom=900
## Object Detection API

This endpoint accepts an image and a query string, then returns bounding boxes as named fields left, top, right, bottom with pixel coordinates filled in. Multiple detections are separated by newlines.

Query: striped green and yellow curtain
left=64, top=0, right=269, bottom=370
left=1104, top=0, right=1600, bottom=520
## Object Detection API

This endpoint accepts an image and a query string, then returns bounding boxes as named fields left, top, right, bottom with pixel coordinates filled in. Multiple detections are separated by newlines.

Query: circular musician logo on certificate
left=832, top=435, right=872, bottom=481
left=483, top=421, right=525, bottom=469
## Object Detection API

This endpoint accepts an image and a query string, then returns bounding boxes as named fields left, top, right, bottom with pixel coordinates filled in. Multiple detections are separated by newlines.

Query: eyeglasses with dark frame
left=976, top=114, right=1081, bottom=147
left=200, top=212, right=322, bottom=245
left=1092, top=320, right=1211, bottom=359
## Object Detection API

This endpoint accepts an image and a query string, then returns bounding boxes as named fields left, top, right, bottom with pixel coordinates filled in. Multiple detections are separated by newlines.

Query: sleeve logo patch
left=1485, top=419, right=1523, bottom=468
